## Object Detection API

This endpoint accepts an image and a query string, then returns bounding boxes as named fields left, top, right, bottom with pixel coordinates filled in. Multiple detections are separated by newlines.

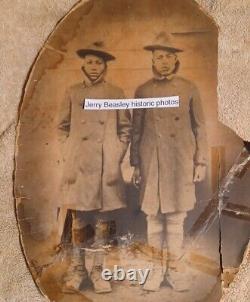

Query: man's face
left=152, top=49, right=178, bottom=77
left=82, top=54, right=106, bottom=81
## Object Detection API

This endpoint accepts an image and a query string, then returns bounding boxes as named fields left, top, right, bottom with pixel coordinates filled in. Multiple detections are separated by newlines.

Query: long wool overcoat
left=130, top=76, right=207, bottom=215
left=58, top=81, right=131, bottom=212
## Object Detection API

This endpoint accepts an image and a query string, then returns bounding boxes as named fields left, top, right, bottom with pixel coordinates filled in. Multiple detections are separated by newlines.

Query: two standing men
left=58, top=32, right=207, bottom=294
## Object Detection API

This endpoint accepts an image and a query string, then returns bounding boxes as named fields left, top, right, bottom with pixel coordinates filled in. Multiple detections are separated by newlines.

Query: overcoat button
left=99, top=120, right=104, bottom=125
left=81, top=119, right=86, bottom=124
left=175, top=116, right=180, bottom=121
left=170, top=133, right=175, bottom=138
left=82, top=136, right=88, bottom=141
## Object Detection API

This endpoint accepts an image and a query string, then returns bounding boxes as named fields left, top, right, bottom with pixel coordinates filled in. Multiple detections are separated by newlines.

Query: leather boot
left=62, top=226, right=89, bottom=294
left=89, top=250, right=112, bottom=294
left=166, top=258, right=190, bottom=292
left=143, top=261, right=165, bottom=292
left=62, top=247, right=89, bottom=294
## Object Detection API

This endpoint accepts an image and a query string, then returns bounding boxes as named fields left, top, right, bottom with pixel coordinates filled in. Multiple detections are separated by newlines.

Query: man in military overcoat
left=130, top=32, right=207, bottom=292
left=58, top=41, right=131, bottom=294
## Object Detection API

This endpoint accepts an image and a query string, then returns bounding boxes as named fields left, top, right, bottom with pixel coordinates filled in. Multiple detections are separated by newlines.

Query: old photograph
left=14, top=1, right=250, bottom=301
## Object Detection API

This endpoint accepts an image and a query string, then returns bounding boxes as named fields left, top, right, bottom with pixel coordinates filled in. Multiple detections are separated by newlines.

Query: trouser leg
left=147, top=213, right=164, bottom=251
left=72, top=210, right=91, bottom=246
left=92, top=217, right=110, bottom=248
left=165, top=212, right=187, bottom=262
left=87, top=211, right=113, bottom=294
left=143, top=212, right=165, bottom=291
left=93, top=210, right=118, bottom=247
left=62, top=210, right=89, bottom=293
left=165, top=211, right=189, bottom=292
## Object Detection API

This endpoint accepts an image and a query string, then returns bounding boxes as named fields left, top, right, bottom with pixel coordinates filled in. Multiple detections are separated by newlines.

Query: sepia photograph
left=14, top=1, right=250, bottom=301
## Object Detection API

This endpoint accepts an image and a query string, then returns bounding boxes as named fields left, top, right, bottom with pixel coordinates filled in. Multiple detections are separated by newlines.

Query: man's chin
left=89, top=75, right=99, bottom=81
left=160, top=71, right=171, bottom=77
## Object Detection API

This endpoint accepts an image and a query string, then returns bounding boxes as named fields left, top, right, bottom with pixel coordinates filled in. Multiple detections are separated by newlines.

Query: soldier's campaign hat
left=77, top=41, right=115, bottom=61
left=144, top=32, right=183, bottom=53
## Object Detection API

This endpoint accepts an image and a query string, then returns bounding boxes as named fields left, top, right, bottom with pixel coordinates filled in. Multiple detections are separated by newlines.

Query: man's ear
left=81, top=66, right=87, bottom=74
left=152, top=51, right=156, bottom=64
left=152, top=55, right=156, bottom=65
left=81, top=59, right=86, bottom=68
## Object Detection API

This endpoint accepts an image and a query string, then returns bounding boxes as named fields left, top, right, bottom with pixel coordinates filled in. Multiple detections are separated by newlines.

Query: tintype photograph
left=14, top=1, right=250, bottom=302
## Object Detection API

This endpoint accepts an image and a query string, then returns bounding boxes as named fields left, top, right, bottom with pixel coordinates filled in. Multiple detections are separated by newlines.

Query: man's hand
left=132, top=166, right=141, bottom=189
left=193, top=165, right=206, bottom=183
left=119, top=141, right=128, bottom=163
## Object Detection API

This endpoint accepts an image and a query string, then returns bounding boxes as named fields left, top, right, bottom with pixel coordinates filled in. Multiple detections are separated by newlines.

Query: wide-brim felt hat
left=77, top=41, right=115, bottom=61
left=144, top=32, right=183, bottom=53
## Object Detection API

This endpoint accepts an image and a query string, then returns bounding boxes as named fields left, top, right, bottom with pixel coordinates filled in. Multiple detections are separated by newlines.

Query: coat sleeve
left=130, top=87, right=146, bottom=167
left=58, top=89, right=72, bottom=140
left=117, top=110, right=132, bottom=144
left=117, top=90, right=132, bottom=144
left=190, top=85, right=207, bottom=165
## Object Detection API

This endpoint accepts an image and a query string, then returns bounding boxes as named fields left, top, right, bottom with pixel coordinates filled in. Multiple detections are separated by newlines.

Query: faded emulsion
left=14, top=1, right=250, bottom=302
